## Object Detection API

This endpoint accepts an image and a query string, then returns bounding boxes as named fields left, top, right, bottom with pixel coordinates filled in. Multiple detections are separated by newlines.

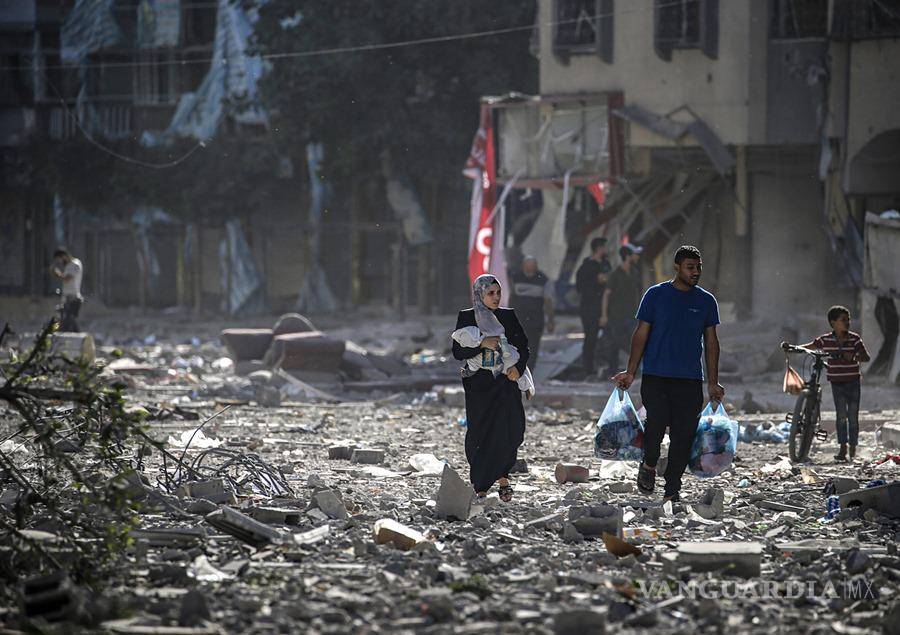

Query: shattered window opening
left=832, top=0, right=900, bottom=39
left=656, top=0, right=700, bottom=47
left=553, top=0, right=614, bottom=63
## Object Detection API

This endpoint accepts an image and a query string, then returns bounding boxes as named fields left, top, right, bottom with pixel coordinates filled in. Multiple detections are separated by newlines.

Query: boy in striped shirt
left=801, top=306, right=871, bottom=462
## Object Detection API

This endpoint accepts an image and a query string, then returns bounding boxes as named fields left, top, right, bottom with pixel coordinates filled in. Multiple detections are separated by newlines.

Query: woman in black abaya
left=452, top=275, right=529, bottom=501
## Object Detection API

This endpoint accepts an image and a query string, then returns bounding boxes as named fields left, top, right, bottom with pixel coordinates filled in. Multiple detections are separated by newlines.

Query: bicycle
left=781, top=343, right=830, bottom=462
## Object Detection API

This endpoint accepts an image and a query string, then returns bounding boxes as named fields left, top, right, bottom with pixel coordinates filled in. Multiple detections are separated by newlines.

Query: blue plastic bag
left=593, top=390, right=645, bottom=461
left=689, top=402, right=739, bottom=477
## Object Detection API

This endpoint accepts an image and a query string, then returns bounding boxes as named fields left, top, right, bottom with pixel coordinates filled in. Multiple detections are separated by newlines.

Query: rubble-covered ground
left=1, top=304, right=899, bottom=634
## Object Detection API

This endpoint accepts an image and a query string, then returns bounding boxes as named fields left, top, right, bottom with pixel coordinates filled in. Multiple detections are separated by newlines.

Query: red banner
left=465, top=105, right=497, bottom=285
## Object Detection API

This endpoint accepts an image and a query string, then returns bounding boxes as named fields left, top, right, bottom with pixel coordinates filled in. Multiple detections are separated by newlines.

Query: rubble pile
left=1, top=326, right=899, bottom=633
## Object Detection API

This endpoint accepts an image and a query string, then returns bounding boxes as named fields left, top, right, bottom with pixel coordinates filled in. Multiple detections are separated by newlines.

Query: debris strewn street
left=2, top=311, right=898, bottom=633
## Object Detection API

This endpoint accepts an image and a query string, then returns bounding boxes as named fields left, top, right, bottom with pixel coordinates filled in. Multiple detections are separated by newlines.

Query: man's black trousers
left=640, top=374, right=704, bottom=497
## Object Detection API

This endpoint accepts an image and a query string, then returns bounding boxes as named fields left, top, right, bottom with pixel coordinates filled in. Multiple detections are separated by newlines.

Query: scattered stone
left=553, top=608, right=606, bottom=634
left=350, top=448, right=385, bottom=464
left=692, top=487, right=725, bottom=520
left=249, top=506, right=303, bottom=526
left=204, top=506, right=283, bottom=547
left=311, top=489, right=349, bottom=520
left=676, top=541, right=763, bottom=578
left=569, top=504, right=623, bottom=537
left=554, top=463, right=589, bottom=484
left=845, top=549, right=871, bottom=575
left=328, top=444, right=356, bottom=460
left=434, top=464, right=473, bottom=521
left=293, top=525, right=330, bottom=546
left=880, top=421, right=900, bottom=449
left=220, top=328, right=274, bottom=361
left=178, top=589, right=211, bottom=627
left=562, top=522, right=584, bottom=544
left=607, top=481, right=634, bottom=494
left=373, top=519, right=426, bottom=550
left=831, top=477, right=860, bottom=495
left=756, top=500, right=805, bottom=514
left=839, top=482, right=900, bottom=519
left=21, top=571, right=81, bottom=622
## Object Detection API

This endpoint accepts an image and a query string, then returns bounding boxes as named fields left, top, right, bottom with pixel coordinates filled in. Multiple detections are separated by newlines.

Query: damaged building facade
left=494, top=0, right=900, bottom=336
left=1, top=0, right=453, bottom=316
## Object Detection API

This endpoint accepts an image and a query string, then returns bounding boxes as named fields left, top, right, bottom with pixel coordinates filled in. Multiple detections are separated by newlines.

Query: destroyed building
left=0, top=0, right=468, bottom=316
left=470, top=0, right=899, bottom=364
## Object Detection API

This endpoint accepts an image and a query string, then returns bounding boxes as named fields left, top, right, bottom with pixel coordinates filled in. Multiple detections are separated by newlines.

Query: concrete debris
left=21, top=571, right=82, bottom=622
left=691, top=487, right=724, bottom=520
left=569, top=503, right=623, bottom=537
left=350, top=448, right=385, bottom=464
left=204, top=506, right=283, bottom=547
left=4, top=314, right=898, bottom=632
left=839, top=482, right=900, bottom=518
left=372, top=518, right=426, bottom=550
left=311, top=489, right=349, bottom=520
left=554, top=463, right=589, bottom=484
left=327, top=444, right=356, bottom=460
left=434, top=464, right=473, bottom=521
left=881, top=421, right=900, bottom=449
left=676, top=541, right=763, bottom=578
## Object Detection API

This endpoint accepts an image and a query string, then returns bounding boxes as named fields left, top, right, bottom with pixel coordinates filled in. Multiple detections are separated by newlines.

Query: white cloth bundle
left=451, top=326, right=535, bottom=397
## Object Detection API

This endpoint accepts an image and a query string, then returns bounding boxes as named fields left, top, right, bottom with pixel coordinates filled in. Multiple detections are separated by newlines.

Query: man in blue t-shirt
left=611, top=245, right=725, bottom=502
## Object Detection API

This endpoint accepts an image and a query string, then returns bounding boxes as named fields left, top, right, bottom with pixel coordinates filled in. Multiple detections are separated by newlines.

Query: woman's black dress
left=452, top=307, right=529, bottom=492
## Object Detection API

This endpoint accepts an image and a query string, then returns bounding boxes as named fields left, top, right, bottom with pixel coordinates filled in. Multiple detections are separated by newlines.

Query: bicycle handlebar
left=782, top=344, right=828, bottom=357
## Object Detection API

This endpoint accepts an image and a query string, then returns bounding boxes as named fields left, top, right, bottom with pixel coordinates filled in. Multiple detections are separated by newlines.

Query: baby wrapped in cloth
left=451, top=327, right=535, bottom=397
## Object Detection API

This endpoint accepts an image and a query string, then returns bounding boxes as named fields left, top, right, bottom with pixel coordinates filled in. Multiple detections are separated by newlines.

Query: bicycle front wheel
left=789, top=389, right=817, bottom=462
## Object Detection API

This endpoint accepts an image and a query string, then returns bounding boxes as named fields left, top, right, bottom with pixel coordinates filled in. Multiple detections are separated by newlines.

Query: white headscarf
left=472, top=274, right=505, bottom=337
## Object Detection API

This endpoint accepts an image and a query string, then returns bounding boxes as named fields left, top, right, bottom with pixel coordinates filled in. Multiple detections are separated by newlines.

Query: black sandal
left=498, top=484, right=513, bottom=502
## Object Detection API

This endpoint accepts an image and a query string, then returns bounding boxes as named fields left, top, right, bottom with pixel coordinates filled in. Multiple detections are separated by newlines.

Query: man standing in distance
left=510, top=256, right=555, bottom=369
left=601, top=242, right=643, bottom=374
left=576, top=237, right=611, bottom=379
left=50, top=247, right=84, bottom=332
left=611, top=245, right=724, bottom=502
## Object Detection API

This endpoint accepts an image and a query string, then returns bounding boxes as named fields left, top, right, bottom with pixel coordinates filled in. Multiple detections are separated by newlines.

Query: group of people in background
left=507, top=237, right=646, bottom=380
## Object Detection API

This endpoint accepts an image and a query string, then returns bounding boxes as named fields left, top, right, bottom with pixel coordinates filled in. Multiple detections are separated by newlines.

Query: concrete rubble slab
left=676, top=541, right=763, bottom=578
left=372, top=518, right=426, bottom=550
left=434, top=464, right=473, bottom=521
left=350, top=448, right=385, bottom=464
left=839, top=482, right=900, bottom=519
left=554, top=463, right=589, bottom=484
left=204, top=506, right=283, bottom=547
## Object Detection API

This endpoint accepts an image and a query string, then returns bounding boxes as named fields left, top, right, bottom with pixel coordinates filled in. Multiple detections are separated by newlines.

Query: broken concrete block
left=756, top=500, right=805, bottom=514
left=272, top=312, right=317, bottom=336
left=177, top=478, right=235, bottom=504
left=255, top=385, right=282, bottom=407
left=607, top=481, right=634, bottom=494
left=434, top=464, right=473, bottom=521
left=220, top=328, right=274, bottom=361
left=832, top=477, right=860, bottom=495
left=839, top=482, right=900, bottom=519
left=373, top=518, right=426, bottom=550
left=553, top=608, right=606, bottom=635
left=569, top=504, right=623, bottom=538
left=350, top=448, right=385, bottom=464
left=50, top=332, right=95, bottom=362
left=845, top=549, right=871, bottom=575
left=205, top=506, right=283, bottom=547
left=554, top=463, right=589, bottom=484
left=264, top=331, right=345, bottom=372
left=312, top=489, right=349, bottom=520
left=293, top=525, right=330, bottom=546
left=248, top=507, right=303, bottom=526
left=178, top=589, right=211, bottom=627
left=328, top=445, right=356, bottom=460
left=692, top=487, right=725, bottom=520
left=129, top=527, right=206, bottom=547
left=676, top=541, right=762, bottom=578
left=21, top=571, right=82, bottom=622
left=881, top=421, right=900, bottom=449
left=562, top=522, right=584, bottom=544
